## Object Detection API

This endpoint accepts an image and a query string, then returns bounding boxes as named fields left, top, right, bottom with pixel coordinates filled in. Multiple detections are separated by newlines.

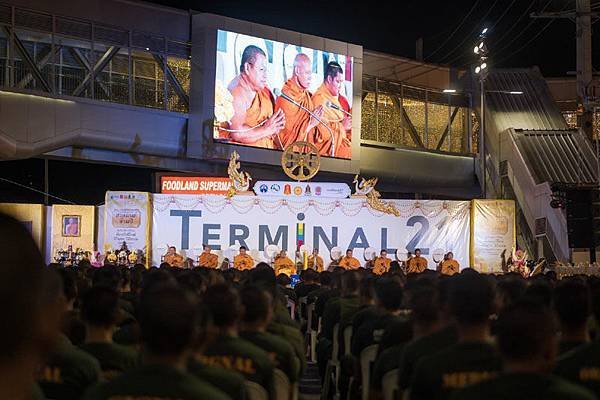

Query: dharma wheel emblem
left=281, top=141, right=321, bottom=181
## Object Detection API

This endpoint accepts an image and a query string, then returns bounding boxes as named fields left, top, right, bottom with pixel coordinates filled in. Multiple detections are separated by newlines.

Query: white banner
left=151, top=194, right=471, bottom=269
left=104, top=192, right=151, bottom=264
left=253, top=181, right=351, bottom=198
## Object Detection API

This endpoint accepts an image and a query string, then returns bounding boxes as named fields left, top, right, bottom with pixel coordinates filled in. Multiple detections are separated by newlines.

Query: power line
left=492, top=0, right=542, bottom=48
left=438, top=0, right=501, bottom=63
left=0, top=177, right=76, bottom=204
left=424, top=0, right=482, bottom=61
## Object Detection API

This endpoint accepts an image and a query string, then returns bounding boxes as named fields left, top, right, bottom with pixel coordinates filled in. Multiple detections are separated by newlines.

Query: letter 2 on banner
left=470, top=199, right=516, bottom=273
left=104, top=191, right=151, bottom=266
left=151, top=195, right=471, bottom=269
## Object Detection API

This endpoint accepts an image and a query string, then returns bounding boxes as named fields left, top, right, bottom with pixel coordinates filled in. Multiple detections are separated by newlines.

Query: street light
left=475, top=28, right=489, bottom=197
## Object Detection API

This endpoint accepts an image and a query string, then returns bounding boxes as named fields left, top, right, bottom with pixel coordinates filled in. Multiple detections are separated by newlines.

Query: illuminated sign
left=160, top=176, right=232, bottom=195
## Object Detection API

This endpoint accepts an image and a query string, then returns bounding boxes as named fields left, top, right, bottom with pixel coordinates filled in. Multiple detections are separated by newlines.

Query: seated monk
left=439, top=252, right=460, bottom=276
left=163, top=246, right=185, bottom=268
left=198, top=244, right=218, bottom=269
left=274, top=53, right=326, bottom=150
left=274, top=250, right=296, bottom=277
left=233, top=246, right=254, bottom=271
left=339, top=249, right=361, bottom=270
left=312, top=61, right=352, bottom=158
left=406, top=248, right=428, bottom=273
left=373, top=250, right=391, bottom=275
left=226, top=45, right=285, bottom=149
left=307, top=249, right=324, bottom=272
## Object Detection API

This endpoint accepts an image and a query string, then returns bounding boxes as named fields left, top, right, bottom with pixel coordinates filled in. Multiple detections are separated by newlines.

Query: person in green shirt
left=351, top=277, right=405, bottom=357
left=452, top=301, right=595, bottom=400
left=189, top=294, right=247, bottom=400
left=553, top=277, right=591, bottom=355
left=0, top=214, right=65, bottom=400
left=79, top=285, right=139, bottom=380
left=410, top=273, right=502, bottom=400
left=200, top=283, right=275, bottom=394
left=240, top=284, right=301, bottom=383
left=83, top=285, right=230, bottom=400
left=555, top=278, right=600, bottom=397
left=398, top=277, right=458, bottom=392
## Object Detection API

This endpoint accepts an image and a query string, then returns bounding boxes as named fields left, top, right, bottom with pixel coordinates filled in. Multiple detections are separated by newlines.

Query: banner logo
left=160, top=176, right=232, bottom=195
left=253, top=181, right=351, bottom=198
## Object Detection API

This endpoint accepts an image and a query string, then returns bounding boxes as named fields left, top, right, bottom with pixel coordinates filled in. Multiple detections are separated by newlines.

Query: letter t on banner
left=169, top=210, right=202, bottom=250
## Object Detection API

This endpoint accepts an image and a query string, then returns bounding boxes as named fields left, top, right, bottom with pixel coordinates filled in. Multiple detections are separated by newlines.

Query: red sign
left=160, top=176, right=232, bottom=195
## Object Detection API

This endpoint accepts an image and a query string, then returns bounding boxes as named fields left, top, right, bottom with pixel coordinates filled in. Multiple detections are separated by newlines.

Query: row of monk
left=163, top=246, right=462, bottom=276
left=218, top=45, right=352, bottom=158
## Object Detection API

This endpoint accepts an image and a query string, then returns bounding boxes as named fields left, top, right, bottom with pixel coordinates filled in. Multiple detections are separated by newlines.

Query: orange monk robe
left=407, top=256, right=428, bottom=273
left=198, top=252, right=218, bottom=268
left=233, top=254, right=255, bottom=271
left=339, top=256, right=361, bottom=270
left=312, top=84, right=351, bottom=158
left=164, top=253, right=185, bottom=268
left=227, top=75, right=276, bottom=149
left=274, top=78, right=334, bottom=153
left=440, top=259, right=460, bottom=276
left=373, top=257, right=391, bottom=275
left=308, top=255, right=324, bottom=272
left=274, top=256, right=296, bottom=277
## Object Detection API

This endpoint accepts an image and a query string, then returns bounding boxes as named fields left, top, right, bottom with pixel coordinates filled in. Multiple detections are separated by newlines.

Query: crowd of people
left=4, top=211, right=600, bottom=400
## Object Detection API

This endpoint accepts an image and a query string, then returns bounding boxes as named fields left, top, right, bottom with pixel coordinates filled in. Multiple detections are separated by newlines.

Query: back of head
left=375, top=277, right=404, bottom=311
left=359, top=276, right=376, bottom=304
left=0, top=213, right=62, bottom=364
left=56, top=268, right=78, bottom=304
left=93, top=266, right=121, bottom=290
left=304, top=268, right=319, bottom=283
left=203, top=283, right=242, bottom=329
left=496, top=300, right=556, bottom=364
left=449, top=272, right=495, bottom=326
left=241, top=285, right=272, bottom=325
left=139, top=286, right=198, bottom=356
left=276, top=273, right=292, bottom=287
left=554, top=277, right=590, bottom=328
left=497, top=274, right=527, bottom=310
left=251, top=263, right=277, bottom=294
left=408, top=279, right=440, bottom=325
left=319, top=271, right=333, bottom=287
left=341, top=270, right=360, bottom=295
left=81, top=286, right=120, bottom=328
left=523, top=279, right=554, bottom=307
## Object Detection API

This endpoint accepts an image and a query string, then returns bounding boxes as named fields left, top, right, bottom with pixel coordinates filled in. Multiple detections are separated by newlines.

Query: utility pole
left=531, top=0, right=597, bottom=140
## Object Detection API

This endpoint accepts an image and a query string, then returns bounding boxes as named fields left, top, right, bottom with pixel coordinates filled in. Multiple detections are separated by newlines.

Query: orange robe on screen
left=275, top=78, right=334, bottom=154
left=407, top=256, right=428, bottom=273
left=228, top=75, right=275, bottom=149
left=440, top=259, right=460, bottom=276
left=312, top=84, right=351, bottom=158
left=275, top=256, right=296, bottom=277
left=308, top=255, right=324, bottom=272
left=339, top=256, right=361, bottom=270
left=198, top=252, right=218, bottom=269
left=373, top=257, right=391, bottom=275
left=233, top=254, right=254, bottom=270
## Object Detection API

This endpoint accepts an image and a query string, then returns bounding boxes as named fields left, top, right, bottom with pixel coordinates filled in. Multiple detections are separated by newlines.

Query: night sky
left=150, top=0, right=600, bottom=77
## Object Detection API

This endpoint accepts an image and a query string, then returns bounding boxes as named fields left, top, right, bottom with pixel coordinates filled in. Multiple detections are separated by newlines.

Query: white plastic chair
left=382, top=368, right=399, bottom=400
left=244, top=381, right=268, bottom=400
left=360, top=344, right=379, bottom=400
left=273, top=368, right=291, bottom=400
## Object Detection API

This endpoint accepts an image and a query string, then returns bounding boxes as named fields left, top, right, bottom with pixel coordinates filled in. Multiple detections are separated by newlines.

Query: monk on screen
left=227, top=45, right=285, bottom=149
left=274, top=53, right=326, bottom=150
left=312, top=61, right=352, bottom=158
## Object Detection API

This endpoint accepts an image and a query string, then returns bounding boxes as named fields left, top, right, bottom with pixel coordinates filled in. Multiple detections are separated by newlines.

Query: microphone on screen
left=325, top=100, right=352, bottom=117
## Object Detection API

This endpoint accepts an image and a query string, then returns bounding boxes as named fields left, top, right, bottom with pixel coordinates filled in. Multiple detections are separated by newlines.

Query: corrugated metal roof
left=511, top=128, right=598, bottom=185
left=485, top=68, right=568, bottom=133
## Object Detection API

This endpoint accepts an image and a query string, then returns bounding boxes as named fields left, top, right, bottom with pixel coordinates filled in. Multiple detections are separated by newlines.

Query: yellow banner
left=470, top=199, right=516, bottom=273
left=0, top=203, right=45, bottom=250
left=51, top=205, right=95, bottom=259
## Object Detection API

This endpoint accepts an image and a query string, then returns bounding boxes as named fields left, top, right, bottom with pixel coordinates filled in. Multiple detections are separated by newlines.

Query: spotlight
left=474, top=45, right=479, bottom=54
left=480, top=62, right=487, bottom=70
left=475, top=66, right=481, bottom=74
left=479, top=42, right=484, bottom=49
left=443, top=89, right=457, bottom=93
left=481, top=28, right=488, bottom=35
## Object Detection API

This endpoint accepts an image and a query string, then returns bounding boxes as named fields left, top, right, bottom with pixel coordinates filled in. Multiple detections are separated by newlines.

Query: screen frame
left=188, top=13, right=363, bottom=175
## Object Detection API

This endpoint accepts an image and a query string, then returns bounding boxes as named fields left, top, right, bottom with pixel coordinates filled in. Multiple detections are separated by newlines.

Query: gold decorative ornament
left=281, top=141, right=320, bottom=181
left=352, top=174, right=401, bottom=217
left=227, top=151, right=252, bottom=197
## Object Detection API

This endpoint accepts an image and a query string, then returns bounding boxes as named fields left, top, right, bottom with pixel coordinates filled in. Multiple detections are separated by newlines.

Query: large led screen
left=214, top=30, right=354, bottom=159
